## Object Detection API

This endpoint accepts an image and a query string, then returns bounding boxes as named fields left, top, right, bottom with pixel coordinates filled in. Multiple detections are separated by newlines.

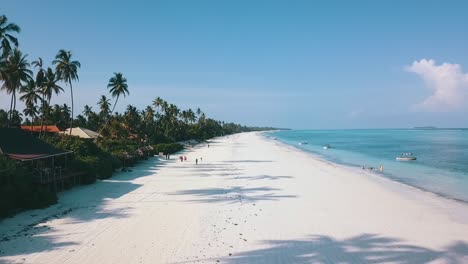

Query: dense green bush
left=109, top=155, right=122, bottom=170
left=0, top=156, right=57, bottom=218
left=45, top=135, right=117, bottom=181
left=152, top=143, right=183, bottom=154
left=96, top=156, right=114, bottom=179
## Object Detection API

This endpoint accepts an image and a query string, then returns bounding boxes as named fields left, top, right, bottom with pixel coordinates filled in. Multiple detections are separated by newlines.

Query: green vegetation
left=0, top=14, right=277, bottom=218
left=152, top=143, right=184, bottom=155
left=0, top=156, right=57, bottom=218
left=43, top=135, right=120, bottom=181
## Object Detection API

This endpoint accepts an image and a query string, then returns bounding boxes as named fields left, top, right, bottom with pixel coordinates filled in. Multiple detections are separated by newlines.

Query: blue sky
left=1, top=0, right=468, bottom=129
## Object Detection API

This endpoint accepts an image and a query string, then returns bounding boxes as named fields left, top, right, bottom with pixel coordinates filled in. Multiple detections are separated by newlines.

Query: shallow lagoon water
left=271, top=129, right=468, bottom=202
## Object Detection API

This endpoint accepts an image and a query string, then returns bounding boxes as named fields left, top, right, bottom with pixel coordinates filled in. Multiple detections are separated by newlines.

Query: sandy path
left=1, top=132, right=468, bottom=264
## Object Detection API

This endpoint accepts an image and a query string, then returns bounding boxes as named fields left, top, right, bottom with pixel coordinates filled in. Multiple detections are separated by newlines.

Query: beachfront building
left=0, top=128, right=78, bottom=192
left=62, top=127, right=100, bottom=139
left=20, top=125, right=62, bottom=134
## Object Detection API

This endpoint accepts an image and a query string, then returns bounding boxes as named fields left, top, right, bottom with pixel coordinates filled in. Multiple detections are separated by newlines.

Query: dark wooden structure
left=0, top=128, right=77, bottom=192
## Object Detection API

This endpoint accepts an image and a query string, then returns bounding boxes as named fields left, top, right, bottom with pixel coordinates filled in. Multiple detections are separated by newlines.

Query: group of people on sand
left=179, top=156, right=203, bottom=164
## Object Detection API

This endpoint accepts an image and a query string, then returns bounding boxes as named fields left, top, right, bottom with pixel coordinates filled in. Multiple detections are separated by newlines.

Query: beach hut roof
left=62, top=127, right=100, bottom=139
left=21, top=125, right=61, bottom=133
left=0, top=128, right=72, bottom=161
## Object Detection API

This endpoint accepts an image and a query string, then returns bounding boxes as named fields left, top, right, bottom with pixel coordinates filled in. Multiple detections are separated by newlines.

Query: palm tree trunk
left=69, top=81, right=74, bottom=135
left=31, top=113, right=34, bottom=135
left=8, top=93, right=14, bottom=127
left=94, top=95, right=119, bottom=143
left=40, top=95, right=46, bottom=138
left=11, top=91, right=17, bottom=127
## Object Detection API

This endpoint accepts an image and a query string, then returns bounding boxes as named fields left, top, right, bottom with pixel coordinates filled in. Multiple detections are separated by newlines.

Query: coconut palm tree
left=0, top=15, right=20, bottom=59
left=95, top=72, right=129, bottom=142
left=20, top=80, right=40, bottom=132
left=0, top=49, right=32, bottom=126
left=53, top=49, right=80, bottom=134
left=83, top=105, right=93, bottom=121
left=152, top=96, right=163, bottom=115
left=42, top=67, right=63, bottom=103
left=98, top=95, right=111, bottom=118
left=19, top=79, right=41, bottom=107
left=8, top=110, right=22, bottom=126
left=32, top=58, right=46, bottom=131
left=38, top=67, right=63, bottom=135
left=144, top=105, right=154, bottom=125
left=23, top=102, right=38, bottom=131
left=187, top=108, right=196, bottom=124
left=108, top=73, right=129, bottom=114
left=32, top=57, right=46, bottom=88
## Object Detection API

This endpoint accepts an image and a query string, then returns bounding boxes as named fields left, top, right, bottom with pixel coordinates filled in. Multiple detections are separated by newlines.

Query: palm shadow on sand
left=168, top=186, right=297, bottom=203
left=233, top=175, right=293, bottom=181
left=0, top=158, right=164, bottom=261
left=218, top=234, right=468, bottom=264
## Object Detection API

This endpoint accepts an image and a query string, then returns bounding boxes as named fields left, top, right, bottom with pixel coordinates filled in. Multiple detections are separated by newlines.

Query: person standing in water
left=196, top=158, right=198, bottom=165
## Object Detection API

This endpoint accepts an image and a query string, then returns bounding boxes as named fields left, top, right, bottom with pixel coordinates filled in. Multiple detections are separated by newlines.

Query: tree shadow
left=222, top=160, right=273, bottom=163
left=0, top=158, right=162, bottom=262
left=220, top=234, right=468, bottom=264
left=233, top=175, right=293, bottom=181
left=167, top=186, right=297, bottom=203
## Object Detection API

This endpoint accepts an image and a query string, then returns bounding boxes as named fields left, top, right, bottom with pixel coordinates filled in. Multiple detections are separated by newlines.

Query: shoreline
left=263, top=132, right=468, bottom=206
left=1, top=131, right=468, bottom=263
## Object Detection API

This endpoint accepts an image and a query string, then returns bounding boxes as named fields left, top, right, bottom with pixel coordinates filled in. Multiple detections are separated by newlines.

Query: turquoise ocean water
left=269, top=129, right=468, bottom=202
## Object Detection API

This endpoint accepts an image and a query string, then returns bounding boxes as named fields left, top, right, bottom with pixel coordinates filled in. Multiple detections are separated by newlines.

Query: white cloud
left=406, top=59, right=468, bottom=112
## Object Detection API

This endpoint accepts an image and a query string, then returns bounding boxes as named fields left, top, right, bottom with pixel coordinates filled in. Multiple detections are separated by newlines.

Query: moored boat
left=396, top=153, right=417, bottom=161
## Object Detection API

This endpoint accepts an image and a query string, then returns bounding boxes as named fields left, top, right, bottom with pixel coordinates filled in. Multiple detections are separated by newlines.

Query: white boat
left=323, top=144, right=331, bottom=149
left=396, top=153, right=417, bottom=161
left=298, top=142, right=308, bottom=145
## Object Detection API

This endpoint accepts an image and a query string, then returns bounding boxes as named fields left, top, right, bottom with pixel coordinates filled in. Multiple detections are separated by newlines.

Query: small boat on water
left=396, top=153, right=417, bottom=161
left=323, top=144, right=331, bottom=149
left=298, top=141, right=308, bottom=145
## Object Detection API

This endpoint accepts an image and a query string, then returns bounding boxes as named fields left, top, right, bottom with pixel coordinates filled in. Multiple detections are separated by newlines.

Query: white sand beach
left=1, top=132, right=468, bottom=264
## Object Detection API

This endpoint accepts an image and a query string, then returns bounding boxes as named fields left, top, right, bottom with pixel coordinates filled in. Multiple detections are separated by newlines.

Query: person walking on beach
left=184, top=156, right=187, bottom=161
left=196, top=158, right=198, bottom=165
left=200, top=157, right=203, bottom=162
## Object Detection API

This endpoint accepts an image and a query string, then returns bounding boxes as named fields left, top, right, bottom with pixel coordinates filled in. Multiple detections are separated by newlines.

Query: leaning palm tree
left=0, top=49, right=32, bottom=126
left=94, top=72, right=129, bottom=142
left=53, top=49, right=80, bottom=135
left=0, top=15, right=20, bottom=59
